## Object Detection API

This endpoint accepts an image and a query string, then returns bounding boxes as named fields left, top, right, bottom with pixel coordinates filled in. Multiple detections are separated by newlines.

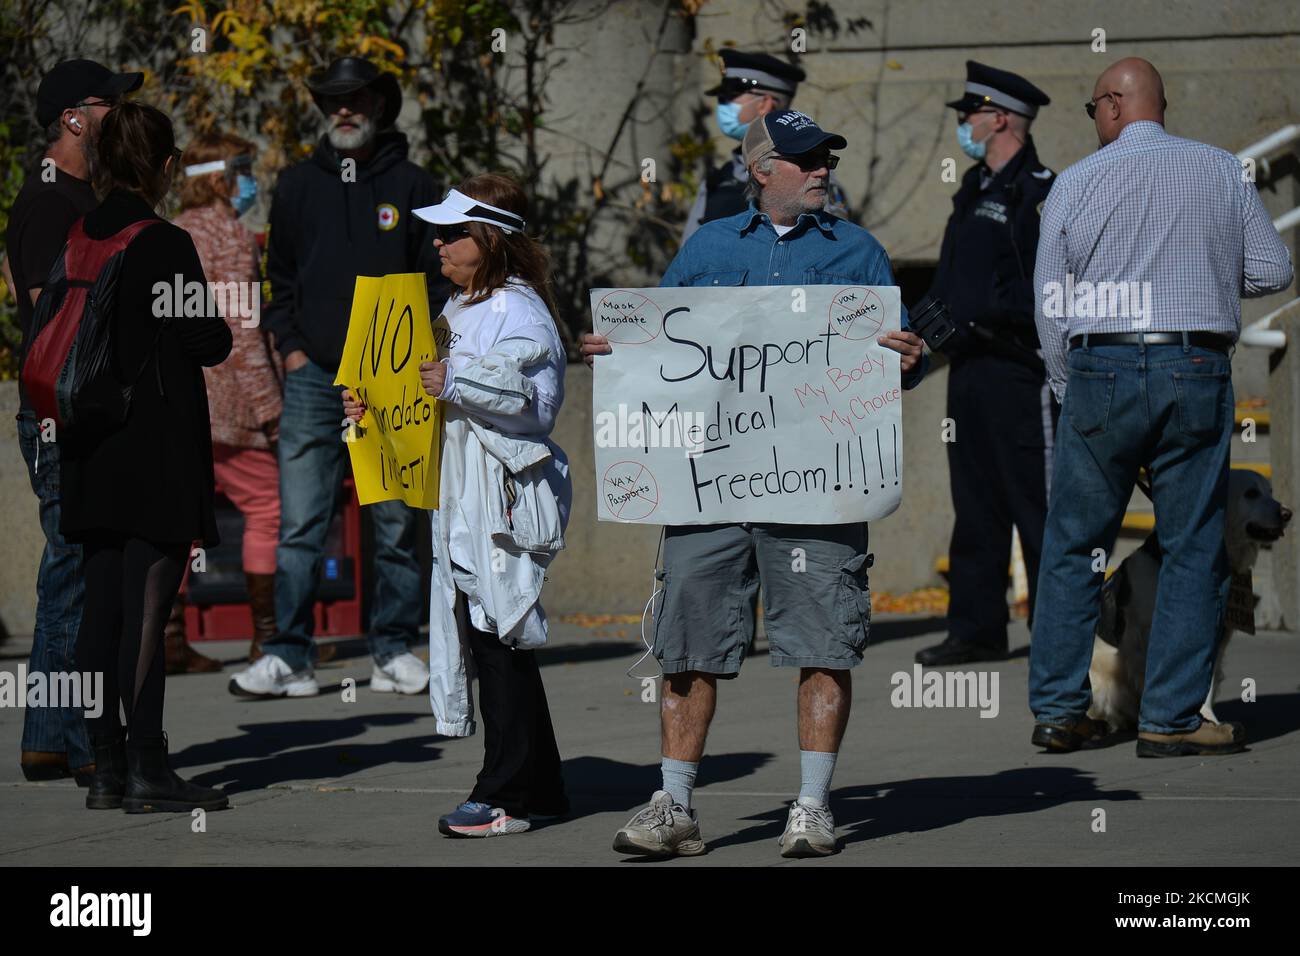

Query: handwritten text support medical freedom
left=590, top=286, right=904, bottom=525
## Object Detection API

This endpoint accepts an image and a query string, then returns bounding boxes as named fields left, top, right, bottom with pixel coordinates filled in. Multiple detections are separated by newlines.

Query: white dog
left=1088, top=470, right=1291, bottom=730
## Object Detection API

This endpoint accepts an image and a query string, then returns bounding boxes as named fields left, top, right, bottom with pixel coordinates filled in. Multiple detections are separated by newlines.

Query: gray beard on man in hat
left=327, top=112, right=377, bottom=152
left=79, top=110, right=102, bottom=182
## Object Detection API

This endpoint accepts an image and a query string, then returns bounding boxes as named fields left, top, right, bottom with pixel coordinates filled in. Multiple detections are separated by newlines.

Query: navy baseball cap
left=742, top=110, right=847, bottom=168
left=36, top=59, right=143, bottom=127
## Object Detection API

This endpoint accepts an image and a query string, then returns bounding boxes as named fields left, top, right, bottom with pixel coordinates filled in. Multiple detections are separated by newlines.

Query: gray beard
left=80, top=130, right=99, bottom=182
left=328, top=116, right=376, bottom=152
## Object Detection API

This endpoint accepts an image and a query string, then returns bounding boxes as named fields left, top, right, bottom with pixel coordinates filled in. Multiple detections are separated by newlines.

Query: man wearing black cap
left=5, top=58, right=142, bottom=783
left=683, top=49, right=848, bottom=241
left=231, top=57, right=448, bottom=699
left=584, top=110, right=926, bottom=859
left=914, top=61, right=1057, bottom=668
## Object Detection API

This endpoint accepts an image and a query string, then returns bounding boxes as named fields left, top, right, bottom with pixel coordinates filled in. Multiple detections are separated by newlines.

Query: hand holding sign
left=334, top=273, right=443, bottom=510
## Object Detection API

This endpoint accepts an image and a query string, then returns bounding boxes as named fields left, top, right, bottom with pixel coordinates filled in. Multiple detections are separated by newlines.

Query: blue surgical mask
left=232, top=174, right=257, bottom=216
left=716, top=101, right=750, bottom=141
left=956, top=121, right=989, bottom=161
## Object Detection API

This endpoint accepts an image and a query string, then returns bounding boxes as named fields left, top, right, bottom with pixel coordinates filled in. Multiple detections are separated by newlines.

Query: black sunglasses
left=775, top=152, right=839, bottom=171
left=1084, top=91, right=1121, bottom=119
left=434, top=223, right=473, bottom=244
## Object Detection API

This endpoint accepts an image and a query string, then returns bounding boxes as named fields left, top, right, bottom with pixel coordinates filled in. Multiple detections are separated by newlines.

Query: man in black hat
left=233, top=57, right=449, bottom=699
left=683, top=49, right=848, bottom=240
left=5, top=58, right=142, bottom=783
left=914, top=61, right=1058, bottom=667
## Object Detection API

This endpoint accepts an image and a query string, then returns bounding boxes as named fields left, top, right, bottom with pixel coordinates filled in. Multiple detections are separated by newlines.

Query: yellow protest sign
left=334, top=273, right=442, bottom=509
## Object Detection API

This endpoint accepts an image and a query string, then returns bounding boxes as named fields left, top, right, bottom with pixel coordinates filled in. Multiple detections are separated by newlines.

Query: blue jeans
left=266, top=358, right=421, bottom=671
left=16, top=409, right=93, bottom=764
left=1030, top=342, right=1233, bottom=733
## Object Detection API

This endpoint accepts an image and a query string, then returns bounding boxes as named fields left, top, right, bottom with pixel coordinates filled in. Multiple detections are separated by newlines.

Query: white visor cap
left=412, top=188, right=526, bottom=234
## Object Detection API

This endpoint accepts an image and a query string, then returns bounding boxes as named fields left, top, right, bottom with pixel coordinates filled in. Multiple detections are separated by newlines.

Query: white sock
left=798, top=750, right=837, bottom=806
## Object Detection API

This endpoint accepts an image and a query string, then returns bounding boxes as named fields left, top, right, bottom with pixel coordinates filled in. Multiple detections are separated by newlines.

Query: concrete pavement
left=2, top=616, right=1297, bottom=866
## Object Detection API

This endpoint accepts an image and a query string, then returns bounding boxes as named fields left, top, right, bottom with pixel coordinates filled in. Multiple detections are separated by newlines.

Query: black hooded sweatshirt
left=263, top=130, right=450, bottom=371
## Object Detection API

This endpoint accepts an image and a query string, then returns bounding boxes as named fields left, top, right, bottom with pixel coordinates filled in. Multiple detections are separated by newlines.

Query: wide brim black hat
left=306, top=56, right=401, bottom=129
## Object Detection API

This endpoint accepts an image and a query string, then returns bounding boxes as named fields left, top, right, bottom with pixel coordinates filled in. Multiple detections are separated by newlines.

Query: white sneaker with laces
left=779, top=797, right=837, bottom=857
left=370, top=652, right=429, bottom=694
left=229, top=654, right=319, bottom=699
left=612, top=789, right=705, bottom=858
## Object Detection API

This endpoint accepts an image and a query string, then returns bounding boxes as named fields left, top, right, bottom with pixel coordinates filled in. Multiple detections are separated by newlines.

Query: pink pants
left=212, top=444, right=280, bottom=575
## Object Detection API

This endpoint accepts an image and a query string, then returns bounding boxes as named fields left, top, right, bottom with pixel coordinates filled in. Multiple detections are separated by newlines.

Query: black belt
left=1068, top=331, right=1232, bottom=352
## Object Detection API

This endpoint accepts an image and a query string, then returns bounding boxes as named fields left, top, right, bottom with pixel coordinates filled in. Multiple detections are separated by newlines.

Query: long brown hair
left=94, top=101, right=176, bottom=205
left=457, top=173, right=559, bottom=321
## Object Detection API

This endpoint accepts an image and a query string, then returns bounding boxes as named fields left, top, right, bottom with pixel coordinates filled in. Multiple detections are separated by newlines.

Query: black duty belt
left=1068, top=331, right=1233, bottom=352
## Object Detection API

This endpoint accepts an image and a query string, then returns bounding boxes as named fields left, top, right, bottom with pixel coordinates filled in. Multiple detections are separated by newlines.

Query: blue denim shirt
left=661, top=204, right=928, bottom=388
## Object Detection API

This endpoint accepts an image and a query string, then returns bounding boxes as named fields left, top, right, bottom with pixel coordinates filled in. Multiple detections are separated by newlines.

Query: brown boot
left=163, top=598, right=222, bottom=674
left=246, top=572, right=275, bottom=663
left=1137, top=718, right=1246, bottom=757
left=245, top=572, right=335, bottom=663
left=21, top=751, right=96, bottom=786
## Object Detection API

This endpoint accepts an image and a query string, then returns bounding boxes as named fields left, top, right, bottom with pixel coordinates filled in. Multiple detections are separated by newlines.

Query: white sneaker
left=612, top=790, right=705, bottom=858
left=228, top=654, right=319, bottom=699
left=779, top=797, right=837, bottom=858
left=370, top=652, right=429, bottom=694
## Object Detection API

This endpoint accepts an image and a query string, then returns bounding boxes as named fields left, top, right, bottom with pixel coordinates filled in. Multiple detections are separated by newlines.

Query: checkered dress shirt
left=1034, top=120, right=1293, bottom=399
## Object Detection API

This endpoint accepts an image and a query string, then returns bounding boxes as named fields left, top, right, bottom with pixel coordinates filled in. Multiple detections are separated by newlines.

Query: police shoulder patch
left=377, top=203, right=399, bottom=231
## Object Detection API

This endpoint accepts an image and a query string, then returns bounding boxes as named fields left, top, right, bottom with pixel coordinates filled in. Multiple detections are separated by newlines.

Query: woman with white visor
left=344, top=174, right=571, bottom=837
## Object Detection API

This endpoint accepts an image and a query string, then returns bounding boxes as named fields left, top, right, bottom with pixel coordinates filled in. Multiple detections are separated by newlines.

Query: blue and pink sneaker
left=438, top=801, right=531, bottom=837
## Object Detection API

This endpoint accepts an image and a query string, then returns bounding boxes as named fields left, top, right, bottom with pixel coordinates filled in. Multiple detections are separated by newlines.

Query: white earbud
left=70, top=117, right=82, bottom=130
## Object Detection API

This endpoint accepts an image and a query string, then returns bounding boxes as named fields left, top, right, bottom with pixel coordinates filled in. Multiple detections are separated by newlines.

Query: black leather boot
left=85, top=732, right=127, bottom=810
left=122, top=734, right=229, bottom=813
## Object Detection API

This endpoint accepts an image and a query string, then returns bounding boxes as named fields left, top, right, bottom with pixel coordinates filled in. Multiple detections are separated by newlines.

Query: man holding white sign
left=582, top=111, right=926, bottom=858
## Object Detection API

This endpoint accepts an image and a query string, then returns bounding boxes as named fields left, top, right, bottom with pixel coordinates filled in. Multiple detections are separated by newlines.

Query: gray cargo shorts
left=651, top=522, right=873, bottom=676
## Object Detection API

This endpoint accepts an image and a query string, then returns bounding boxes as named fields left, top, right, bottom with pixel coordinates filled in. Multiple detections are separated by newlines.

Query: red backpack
left=21, top=217, right=164, bottom=432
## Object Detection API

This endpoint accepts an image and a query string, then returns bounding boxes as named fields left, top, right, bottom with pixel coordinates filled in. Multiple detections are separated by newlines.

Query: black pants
left=464, top=599, right=567, bottom=818
left=75, top=534, right=189, bottom=740
left=946, top=354, right=1059, bottom=650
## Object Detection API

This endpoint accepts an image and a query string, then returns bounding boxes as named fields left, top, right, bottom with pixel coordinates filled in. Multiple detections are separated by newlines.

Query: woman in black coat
left=61, top=101, right=232, bottom=813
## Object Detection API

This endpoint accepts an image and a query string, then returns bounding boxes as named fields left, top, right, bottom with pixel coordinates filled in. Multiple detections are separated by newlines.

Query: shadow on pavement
left=170, top=712, right=441, bottom=793
left=866, top=616, right=949, bottom=645
left=1215, top=691, right=1300, bottom=744
left=706, top=766, right=1140, bottom=851
left=560, top=752, right=775, bottom=818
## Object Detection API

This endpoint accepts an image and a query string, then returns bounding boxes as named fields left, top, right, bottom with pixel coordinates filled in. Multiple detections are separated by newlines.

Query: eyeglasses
left=958, top=108, right=1003, bottom=123
left=434, top=223, right=473, bottom=244
left=74, top=97, right=117, bottom=110
left=774, top=152, right=839, bottom=172
left=1085, top=91, right=1122, bottom=119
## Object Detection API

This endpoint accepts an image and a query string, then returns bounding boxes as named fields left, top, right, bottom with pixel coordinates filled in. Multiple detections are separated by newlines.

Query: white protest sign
left=590, top=285, right=903, bottom=525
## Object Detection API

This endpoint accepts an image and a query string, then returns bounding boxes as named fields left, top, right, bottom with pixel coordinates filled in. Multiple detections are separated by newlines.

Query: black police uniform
left=685, top=50, right=848, bottom=239
left=920, top=63, right=1057, bottom=663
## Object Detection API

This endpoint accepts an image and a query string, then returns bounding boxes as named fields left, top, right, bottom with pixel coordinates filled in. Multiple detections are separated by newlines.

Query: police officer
left=916, top=61, right=1058, bottom=667
left=683, top=49, right=848, bottom=240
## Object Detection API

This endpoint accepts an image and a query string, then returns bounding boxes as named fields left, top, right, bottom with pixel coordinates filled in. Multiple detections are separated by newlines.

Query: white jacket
left=427, top=334, right=572, bottom=738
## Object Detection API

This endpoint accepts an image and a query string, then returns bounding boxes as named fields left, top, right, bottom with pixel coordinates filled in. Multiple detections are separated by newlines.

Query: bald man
left=1029, top=58, right=1292, bottom=756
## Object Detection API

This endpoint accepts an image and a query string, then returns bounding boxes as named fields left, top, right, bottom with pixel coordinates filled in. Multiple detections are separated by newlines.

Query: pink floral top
left=172, top=202, right=283, bottom=449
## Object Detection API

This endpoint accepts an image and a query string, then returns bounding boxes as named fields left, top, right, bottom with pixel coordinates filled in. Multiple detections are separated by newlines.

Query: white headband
left=184, top=160, right=226, bottom=177
left=412, top=188, right=526, bottom=234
